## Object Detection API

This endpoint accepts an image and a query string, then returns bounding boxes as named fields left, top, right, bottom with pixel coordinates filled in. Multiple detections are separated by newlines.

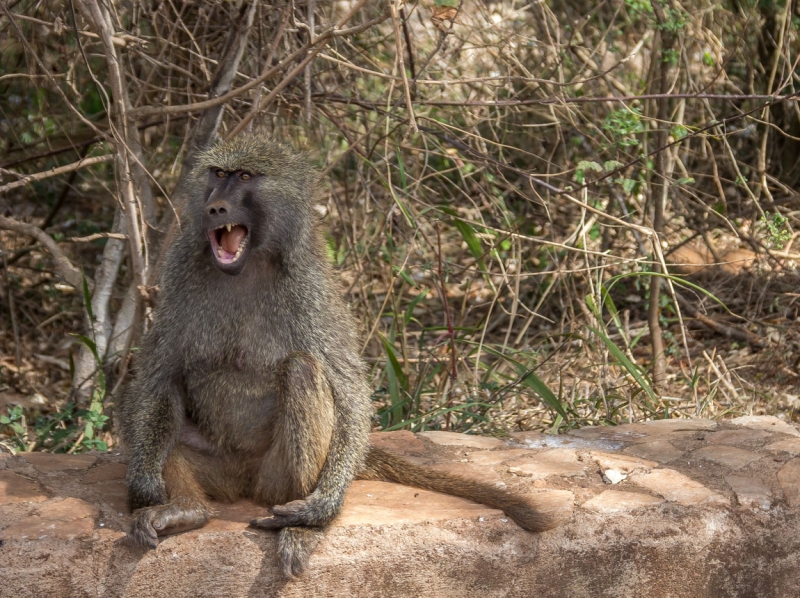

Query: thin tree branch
left=390, top=0, right=417, bottom=133
left=129, top=1, right=386, bottom=120
left=647, top=0, right=677, bottom=390
left=0, top=154, right=114, bottom=195
left=0, top=215, right=84, bottom=288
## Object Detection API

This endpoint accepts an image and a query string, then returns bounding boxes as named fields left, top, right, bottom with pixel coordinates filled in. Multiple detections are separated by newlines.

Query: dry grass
left=1, top=0, right=799, bottom=452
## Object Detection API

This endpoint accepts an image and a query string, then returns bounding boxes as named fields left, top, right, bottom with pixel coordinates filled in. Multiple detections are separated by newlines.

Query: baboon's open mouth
left=208, top=223, right=249, bottom=266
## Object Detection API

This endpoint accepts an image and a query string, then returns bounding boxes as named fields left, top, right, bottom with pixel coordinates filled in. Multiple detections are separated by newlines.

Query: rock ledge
left=2, top=417, right=800, bottom=597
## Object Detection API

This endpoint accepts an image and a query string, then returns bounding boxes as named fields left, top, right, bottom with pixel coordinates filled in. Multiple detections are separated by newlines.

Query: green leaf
left=336, top=242, right=347, bottom=266
left=71, top=334, right=99, bottom=363
left=453, top=220, right=484, bottom=262
left=603, top=108, right=643, bottom=139
left=468, top=342, right=566, bottom=419
left=604, top=271, right=729, bottom=311
left=96, top=370, right=106, bottom=395
left=621, top=178, right=638, bottom=193
left=379, top=333, right=408, bottom=389
left=549, top=414, right=564, bottom=434
left=81, top=269, right=93, bottom=324
left=404, top=290, right=430, bottom=326
left=325, top=237, right=337, bottom=263
left=575, top=160, right=603, bottom=184
left=514, top=365, right=567, bottom=419
left=393, top=265, right=417, bottom=288
left=670, top=125, right=689, bottom=140
left=600, top=288, right=623, bottom=333
left=378, top=331, right=408, bottom=428
left=585, top=293, right=601, bottom=320
left=576, top=160, right=603, bottom=173
left=588, top=325, right=658, bottom=404
left=396, top=148, right=407, bottom=191
left=435, top=0, right=459, bottom=6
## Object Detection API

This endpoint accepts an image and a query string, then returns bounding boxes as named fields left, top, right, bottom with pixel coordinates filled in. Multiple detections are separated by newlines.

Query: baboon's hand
left=127, top=502, right=210, bottom=549
left=250, top=495, right=337, bottom=530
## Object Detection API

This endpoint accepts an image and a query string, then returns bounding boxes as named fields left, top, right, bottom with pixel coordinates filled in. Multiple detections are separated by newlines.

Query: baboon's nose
left=207, top=200, right=231, bottom=217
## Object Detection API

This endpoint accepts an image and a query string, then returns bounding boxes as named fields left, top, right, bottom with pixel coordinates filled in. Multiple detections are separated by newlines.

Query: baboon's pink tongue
left=221, top=225, right=246, bottom=253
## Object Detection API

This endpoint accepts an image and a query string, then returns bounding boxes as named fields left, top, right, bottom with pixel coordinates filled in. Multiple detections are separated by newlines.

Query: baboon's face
left=202, top=168, right=260, bottom=275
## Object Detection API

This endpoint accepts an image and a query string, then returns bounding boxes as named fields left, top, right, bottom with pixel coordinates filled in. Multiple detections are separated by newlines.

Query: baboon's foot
left=128, top=502, right=210, bottom=549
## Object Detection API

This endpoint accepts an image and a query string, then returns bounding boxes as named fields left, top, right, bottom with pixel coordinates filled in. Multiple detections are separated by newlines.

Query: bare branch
left=227, top=37, right=333, bottom=138
left=76, top=0, right=148, bottom=287
left=171, top=0, right=260, bottom=193
left=63, top=233, right=128, bottom=243
left=390, top=0, right=417, bottom=133
left=1, top=3, right=108, bottom=140
left=0, top=215, right=83, bottom=288
left=0, top=155, right=114, bottom=195
left=8, top=11, right=143, bottom=47
left=71, top=0, right=154, bottom=398
left=129, top=1, right=386, bottom=120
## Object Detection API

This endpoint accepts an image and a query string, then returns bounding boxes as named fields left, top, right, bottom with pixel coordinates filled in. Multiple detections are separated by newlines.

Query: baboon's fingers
left=251, top=499, right=310, bottom=529
left=271, top=499, right=308, bottom=517
left=127, top=509, right=160, bottom=550
left=153, top=503, right=209, bottom=534
left=250, top=515, right=281, bottom=529
left=128, top=502, right=209, bottom=547
left=250, top=512, right=298, bottom=530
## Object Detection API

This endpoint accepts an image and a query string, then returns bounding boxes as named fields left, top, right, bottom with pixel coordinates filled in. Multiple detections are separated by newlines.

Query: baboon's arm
left=121, top=340, right=185, bottom=510
left=257, top=361, right=372, bottom=528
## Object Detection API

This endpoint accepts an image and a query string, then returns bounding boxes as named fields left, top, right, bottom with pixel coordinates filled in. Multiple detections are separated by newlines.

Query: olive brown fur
left=119, top=135, right=564, bottom=579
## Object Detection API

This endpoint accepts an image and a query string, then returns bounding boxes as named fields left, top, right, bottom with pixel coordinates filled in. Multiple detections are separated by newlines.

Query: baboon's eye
left=240, top=172, right=252, bottom=181
left=215, top=169, right=226, bottom=178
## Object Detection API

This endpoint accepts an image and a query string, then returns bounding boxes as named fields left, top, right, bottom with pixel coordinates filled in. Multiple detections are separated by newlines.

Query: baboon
left=120, top=135, right=564, bottom=578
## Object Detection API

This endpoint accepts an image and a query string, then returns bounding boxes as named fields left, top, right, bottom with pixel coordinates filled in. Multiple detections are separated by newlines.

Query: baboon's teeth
left=211, top=225, right=247, bottom=264
left=233, top=236, right=247, bottom=260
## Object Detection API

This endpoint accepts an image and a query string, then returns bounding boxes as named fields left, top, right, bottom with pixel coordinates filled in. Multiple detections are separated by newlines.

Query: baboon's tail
left=359, top=447, right=568, bottom=532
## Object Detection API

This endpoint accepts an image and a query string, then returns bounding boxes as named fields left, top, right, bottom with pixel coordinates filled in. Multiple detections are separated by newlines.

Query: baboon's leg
left=250, top=351, right=334, bottom=577
left=276, top=527, right=325, bottom=579
left=128, top=445, right=242, bottom=548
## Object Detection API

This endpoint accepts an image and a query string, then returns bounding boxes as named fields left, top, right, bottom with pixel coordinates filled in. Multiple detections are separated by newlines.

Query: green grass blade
left=604, top=271, right=729, bottom=312
left=514, top=364, right=568, bottom=419
left=404, top=289, right=429, bottom=326
left=378, top=332, right=408, bottom=389
left=71, top=333, right=99, bottom=364
left=81, top=269, right=93, bottom=324
left=452, top=220, right=484, bottom=264
left=588, top=325, right=658, bottom=404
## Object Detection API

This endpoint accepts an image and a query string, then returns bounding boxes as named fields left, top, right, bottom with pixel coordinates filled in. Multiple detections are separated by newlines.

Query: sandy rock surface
left=1, top=419, right=800, bottom=597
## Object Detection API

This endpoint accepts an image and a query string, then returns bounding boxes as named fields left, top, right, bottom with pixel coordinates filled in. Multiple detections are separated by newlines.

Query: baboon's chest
left=172, top=292, right=308, bottom=450
left=180, top=332, right=287, bottom=451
